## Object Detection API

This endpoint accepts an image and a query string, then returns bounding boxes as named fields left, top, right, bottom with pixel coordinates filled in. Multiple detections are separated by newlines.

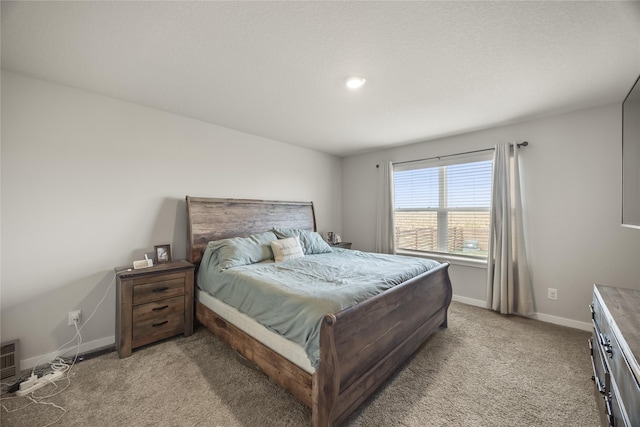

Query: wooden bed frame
left=186, top=196, right=452, bottom=426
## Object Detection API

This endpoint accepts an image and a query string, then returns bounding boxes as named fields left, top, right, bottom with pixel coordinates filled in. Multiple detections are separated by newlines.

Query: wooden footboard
left=313, top=262, right=452, bottom=426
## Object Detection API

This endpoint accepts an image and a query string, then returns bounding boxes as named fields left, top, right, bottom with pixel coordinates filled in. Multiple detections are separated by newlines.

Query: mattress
left=196, top=287, right=314, bottom=373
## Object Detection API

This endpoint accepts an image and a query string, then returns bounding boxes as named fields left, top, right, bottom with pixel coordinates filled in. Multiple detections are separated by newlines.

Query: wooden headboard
left=186, top=196, right=317, bottom=265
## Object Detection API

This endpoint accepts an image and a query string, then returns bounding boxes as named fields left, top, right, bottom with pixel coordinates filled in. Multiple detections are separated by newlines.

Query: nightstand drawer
left=133, top=295, right=185, bottom=323
left=133, top=273, right=185, bottom=305
left=132, top=310, right=185, bottom=340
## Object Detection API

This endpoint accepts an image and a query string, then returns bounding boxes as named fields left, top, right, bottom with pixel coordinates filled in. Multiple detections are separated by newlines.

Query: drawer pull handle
left=152, top=305, right=169, bottom=311
left=152, top=287, right=169, bottom=293
left=152, top=320, right=168, bottom=327
left=589, top=304, right=594, bottom=319
left=598, top=333, right=613, bottom=358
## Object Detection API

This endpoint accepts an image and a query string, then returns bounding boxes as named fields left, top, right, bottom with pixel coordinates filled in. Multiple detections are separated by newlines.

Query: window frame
left=393, top=151, right=493, bottom=263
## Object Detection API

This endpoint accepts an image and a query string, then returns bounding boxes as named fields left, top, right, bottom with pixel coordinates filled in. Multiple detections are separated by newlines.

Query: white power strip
left=16, top=371, right=64, bottom=396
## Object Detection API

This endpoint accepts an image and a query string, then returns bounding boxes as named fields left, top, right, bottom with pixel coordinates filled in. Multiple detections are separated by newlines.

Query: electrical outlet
left=68, top=310, right=81, bottom=326
left=547, top=288, right=558, bottom=300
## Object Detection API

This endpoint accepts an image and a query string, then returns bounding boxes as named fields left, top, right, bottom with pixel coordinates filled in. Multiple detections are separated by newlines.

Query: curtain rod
left=376, top=141, right=528, bottom=168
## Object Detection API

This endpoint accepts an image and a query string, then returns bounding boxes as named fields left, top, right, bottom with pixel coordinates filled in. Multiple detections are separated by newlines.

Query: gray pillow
left=208, top=231, right=277, bottom=271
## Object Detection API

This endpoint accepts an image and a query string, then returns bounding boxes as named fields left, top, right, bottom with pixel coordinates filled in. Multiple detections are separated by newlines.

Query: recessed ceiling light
left=345, top=76, right=366, bottom=90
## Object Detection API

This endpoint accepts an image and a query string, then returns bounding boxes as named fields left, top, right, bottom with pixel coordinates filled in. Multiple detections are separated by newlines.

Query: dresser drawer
left=132, top=273, right=186, bottom=305
left=133, top=310, right=185, bottom=340
left=591, top=298, right=610, bottom=338
left=609, top=333, right=640, bottom=426
left=591, top=336, right=610, bottom=395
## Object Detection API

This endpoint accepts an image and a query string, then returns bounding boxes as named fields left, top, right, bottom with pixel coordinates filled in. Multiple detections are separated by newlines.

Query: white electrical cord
left=1, top=271, right=120, bottom=426
left=30, top=271, right=117, bottom=375
left=0, top=322, right=79, bottom=425
left=29, top=396, right=67, bottom=427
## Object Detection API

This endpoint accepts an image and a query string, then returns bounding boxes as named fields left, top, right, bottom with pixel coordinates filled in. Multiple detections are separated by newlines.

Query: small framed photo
left=154, top=244, right=171, bottom=264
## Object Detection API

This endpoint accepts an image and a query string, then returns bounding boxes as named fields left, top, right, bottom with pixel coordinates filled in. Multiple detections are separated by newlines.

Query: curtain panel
left=375, top=161, right=396, bottom=254
left=486, top=143, right=534, bottom=315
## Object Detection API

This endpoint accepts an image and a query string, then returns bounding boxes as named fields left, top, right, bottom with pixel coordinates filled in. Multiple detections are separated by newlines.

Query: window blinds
left=393, top=154, right=493, bottom=258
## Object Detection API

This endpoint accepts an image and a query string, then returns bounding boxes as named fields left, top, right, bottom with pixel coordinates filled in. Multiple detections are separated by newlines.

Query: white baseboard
left=530, top=313, right=591, bottom=332
left=19, top=298, right=592, bottom=371
left=452, top=294, right=486, bottom=308
left=21, top=335, right=115, bottom=371
left=452, top=294, right=591, bottom=332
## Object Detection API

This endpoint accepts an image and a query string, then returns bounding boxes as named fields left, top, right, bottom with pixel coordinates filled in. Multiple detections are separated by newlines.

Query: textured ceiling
left=2, top=1, right=639, bottom=156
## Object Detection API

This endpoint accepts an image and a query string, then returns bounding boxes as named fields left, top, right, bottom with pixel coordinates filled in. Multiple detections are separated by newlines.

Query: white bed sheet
left=196, top=288, right=315, bottom=374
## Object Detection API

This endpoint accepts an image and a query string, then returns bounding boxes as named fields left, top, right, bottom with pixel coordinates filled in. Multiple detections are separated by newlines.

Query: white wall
left=4, top=70, right=638, bottom=367
left=342, top=104, right=640, bottom=325
left=1, top=71, right=343, bottom=367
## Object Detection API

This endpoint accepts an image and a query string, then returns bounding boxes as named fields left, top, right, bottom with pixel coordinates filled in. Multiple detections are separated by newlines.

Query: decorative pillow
left=208, top=231, right=277, bottom=272
left=270, top=236, right=305, bottom=262
left=272, top=228, right=333, bottom=255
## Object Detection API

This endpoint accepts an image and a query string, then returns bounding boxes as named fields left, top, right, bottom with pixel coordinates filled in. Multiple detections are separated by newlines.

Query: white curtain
left=375, top=161, right=396, bottom=254
left=486, top=143, right=534, bottom=315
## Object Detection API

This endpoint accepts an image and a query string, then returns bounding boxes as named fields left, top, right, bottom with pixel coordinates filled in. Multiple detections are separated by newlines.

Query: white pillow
left=270, top=236, right=305, bottom=263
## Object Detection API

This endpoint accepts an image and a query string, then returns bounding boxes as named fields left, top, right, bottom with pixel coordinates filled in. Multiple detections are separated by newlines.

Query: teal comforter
left=197, top=248, right=440, bottom=368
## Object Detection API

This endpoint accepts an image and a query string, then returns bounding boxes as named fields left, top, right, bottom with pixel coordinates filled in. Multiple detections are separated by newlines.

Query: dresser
left=116, top=260, right=194, bottom=358
left=589, top=284, right=640, bottom=427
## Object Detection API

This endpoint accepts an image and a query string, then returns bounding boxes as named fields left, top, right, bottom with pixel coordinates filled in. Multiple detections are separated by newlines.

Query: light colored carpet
left=1, top=301, right=599, bottom=426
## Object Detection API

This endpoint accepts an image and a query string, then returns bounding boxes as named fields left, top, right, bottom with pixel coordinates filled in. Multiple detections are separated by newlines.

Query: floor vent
left=1, top=340, right=20, bottom=381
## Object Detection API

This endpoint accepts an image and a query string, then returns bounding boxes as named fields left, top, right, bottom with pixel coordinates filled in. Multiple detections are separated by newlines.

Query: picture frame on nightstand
left=154, top=244, right=171, bottom=264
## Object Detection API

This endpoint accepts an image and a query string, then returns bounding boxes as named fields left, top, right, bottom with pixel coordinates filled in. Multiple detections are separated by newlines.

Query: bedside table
left=330, top=242, right=352, bottom=249
left=115, top=260, right=194, bottom=358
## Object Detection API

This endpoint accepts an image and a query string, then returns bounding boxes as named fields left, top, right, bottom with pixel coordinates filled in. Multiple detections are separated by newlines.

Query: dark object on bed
left=186, top=196, right=452, bottom=426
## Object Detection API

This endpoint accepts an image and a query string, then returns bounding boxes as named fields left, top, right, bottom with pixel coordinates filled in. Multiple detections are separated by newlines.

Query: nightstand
left=330, top=242, right=352, bottom=249
left=115, top=260, right=194, bottom=358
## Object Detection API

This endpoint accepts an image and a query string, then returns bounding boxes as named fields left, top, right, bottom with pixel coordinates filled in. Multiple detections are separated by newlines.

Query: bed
left=186, top=196, right=452, bottom=426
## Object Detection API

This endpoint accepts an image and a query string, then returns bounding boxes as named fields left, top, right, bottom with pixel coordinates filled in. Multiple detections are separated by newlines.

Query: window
left=393, top=153, right=493, bottom=258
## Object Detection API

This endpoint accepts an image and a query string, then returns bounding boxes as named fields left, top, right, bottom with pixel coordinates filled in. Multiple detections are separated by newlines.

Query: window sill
left=396, top=249, right=488, bottom=269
